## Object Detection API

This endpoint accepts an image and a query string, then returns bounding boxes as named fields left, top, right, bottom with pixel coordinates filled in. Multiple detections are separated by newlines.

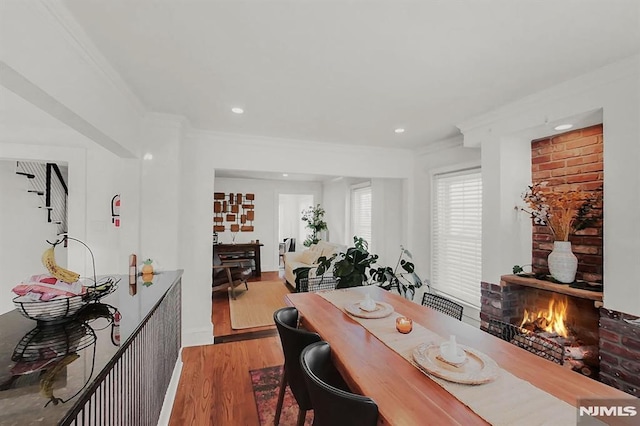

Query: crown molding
left=457, top=54, right=640, bottom=138
left=37, top=0, right=146, bottom=116
left=186, top=128, right=413, bottom=156
left=415, top=135, right=465, bottom=156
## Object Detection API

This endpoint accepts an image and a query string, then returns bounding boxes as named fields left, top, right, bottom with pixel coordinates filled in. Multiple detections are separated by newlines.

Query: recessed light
left=554, top=124, right=573, bottom=131
left=143, top=153, right=153, bottom=160
left=231, top=107, right=244, bottom=114
left=282, top=173, right=289, bottom=177
left=394, top=128, right=405, bottom=134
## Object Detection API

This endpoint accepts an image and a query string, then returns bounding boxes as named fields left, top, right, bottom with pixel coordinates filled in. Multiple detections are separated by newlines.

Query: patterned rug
left=249, top=365, right=313, bottom=425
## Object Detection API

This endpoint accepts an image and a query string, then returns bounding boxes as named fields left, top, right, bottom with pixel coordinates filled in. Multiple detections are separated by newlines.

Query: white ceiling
left=63, top=0, right=640, bottom=150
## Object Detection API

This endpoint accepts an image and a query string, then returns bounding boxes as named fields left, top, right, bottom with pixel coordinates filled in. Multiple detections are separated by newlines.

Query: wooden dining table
left=285, top=286, right=631, bottom=425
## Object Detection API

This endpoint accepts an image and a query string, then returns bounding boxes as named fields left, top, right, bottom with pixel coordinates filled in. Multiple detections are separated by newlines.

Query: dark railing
left=46, top=162, right=68, bottom=235
left=61, top=279, right=182, bottom=425
left=15, top=161, right=68, bottom=235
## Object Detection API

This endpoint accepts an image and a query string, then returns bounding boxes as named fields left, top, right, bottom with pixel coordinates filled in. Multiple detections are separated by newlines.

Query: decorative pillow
left=299, top=249, right=319, bottom=265
left=316, top=241, right=341, bottom=258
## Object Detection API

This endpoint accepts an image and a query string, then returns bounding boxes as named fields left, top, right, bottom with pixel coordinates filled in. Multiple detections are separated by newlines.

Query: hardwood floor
left=169, top=270, right=289, bottom=425
left=169, top=337, right=284, bottom=425
left=212, top=271, right=289, bottom=343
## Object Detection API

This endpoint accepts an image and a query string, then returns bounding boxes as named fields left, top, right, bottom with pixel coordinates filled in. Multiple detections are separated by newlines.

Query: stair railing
left=16, top=161, right=68, bottom=235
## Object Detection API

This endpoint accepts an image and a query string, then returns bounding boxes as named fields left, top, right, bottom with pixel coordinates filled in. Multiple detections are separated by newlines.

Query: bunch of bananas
left=42, top=246, right=81, bottom=283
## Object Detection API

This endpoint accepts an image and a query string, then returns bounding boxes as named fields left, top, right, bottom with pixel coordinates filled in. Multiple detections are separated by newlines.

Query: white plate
left=412, top=343, right=499, bottom=385
left=344, top=301, right=394, bottom=318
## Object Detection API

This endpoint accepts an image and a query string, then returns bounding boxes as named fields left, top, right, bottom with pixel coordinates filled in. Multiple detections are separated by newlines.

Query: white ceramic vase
left=548, top=241, right=578, bottom=283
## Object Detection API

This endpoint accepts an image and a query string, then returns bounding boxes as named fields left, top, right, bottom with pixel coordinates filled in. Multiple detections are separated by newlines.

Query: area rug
left=229, top=280, right=290, bottom=329
left=250, top=365, right=313, bottom=426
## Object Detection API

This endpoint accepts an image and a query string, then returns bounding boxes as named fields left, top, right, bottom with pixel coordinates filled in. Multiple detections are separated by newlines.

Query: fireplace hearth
left=481, top=275, right=601, bottom=378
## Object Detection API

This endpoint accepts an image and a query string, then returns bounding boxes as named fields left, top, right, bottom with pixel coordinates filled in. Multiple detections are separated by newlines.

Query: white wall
left=371, top=178, right=405, bottom=268
left=178, top=139, right=215, bottom=346
left=458, top=55, right=640, bottom=317
left=85, top=148, right=125, bottom=275
left=322, top=178, right=349, bottom=245
left=214, top=177, right=323, bottom=271
left=188, top=130, right=413, bottom=179
left=139, top=114, right=185, bottom=270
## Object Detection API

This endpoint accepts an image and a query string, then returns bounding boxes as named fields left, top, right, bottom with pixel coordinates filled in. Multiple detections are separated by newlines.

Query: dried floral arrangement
left=521, top=182, right=602, bottom=241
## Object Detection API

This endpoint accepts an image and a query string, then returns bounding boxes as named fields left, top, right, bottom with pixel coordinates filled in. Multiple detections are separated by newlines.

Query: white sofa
left=283, top=241, right=346, bottom=289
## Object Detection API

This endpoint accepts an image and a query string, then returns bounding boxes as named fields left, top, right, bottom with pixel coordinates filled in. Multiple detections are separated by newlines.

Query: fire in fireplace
left=519, top=294, right=599, bottom=378
left=520, top=295, right=568, bottom=337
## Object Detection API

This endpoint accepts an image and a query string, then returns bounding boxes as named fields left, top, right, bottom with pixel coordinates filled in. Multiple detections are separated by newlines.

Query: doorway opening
left=278, top=194, right=313, bottom=266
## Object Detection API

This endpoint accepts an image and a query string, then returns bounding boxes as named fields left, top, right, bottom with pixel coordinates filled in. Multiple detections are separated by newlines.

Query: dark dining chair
left=273, top=307, right=321, bottom=426
left=300, top=341, right=379, bottom=426
left=421, top=293, right=464, bottom=321
left=486, top=319, right=564, bottom=365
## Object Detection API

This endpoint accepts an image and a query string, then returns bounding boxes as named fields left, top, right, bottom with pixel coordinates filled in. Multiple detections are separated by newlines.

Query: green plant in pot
left=370, top=246, right=424, bottom=300
left=311, top=237, right=423, bottom=300
left=314, top=237, right=379, bottom=289
left=301, top=204, right=328, bottom=247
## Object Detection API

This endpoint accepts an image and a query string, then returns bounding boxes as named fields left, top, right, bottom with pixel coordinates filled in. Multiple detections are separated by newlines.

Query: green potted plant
left=301, top=204, right=328, bottom=247
left=315, top=236, right=379, bottom=288
left=309, top=237, right=423, bottom=300
left=370, top=246, right=424, bottom=300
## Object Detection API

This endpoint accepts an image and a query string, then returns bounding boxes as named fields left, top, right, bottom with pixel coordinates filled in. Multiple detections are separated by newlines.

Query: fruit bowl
left=13, top=293, right=88, bottom=324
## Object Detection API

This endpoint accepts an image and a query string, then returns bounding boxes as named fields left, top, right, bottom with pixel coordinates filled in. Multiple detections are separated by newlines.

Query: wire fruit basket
left=12, top=237, right=119, bottom=325
left=13, top=294, right=87, bottom=324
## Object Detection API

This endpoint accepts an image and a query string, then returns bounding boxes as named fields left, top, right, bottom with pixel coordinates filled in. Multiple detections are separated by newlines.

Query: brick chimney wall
left=599, top=308, right=640, bottom=397
left=530, top=124, right=603, bottom=283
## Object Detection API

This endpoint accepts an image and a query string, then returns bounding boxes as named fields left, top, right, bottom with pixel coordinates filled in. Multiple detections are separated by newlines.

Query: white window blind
left=351, top=184, right=372, bottom=246
left=432, top=168, right=482, bottom=307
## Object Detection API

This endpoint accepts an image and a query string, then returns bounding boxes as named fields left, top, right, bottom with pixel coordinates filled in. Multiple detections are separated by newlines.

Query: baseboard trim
left=182, top=325, right=214, bottom=347
left=157, top=350, right=183, bottom=426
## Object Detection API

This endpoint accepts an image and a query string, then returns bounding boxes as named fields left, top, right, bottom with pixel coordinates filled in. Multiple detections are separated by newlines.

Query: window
left=351, top=183, right=372, bottom=246
left=432, top=168, right=482, bottom=307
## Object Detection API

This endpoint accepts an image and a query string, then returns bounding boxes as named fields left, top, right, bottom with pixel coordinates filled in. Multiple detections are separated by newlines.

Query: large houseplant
left=315, top=237, right=378, bottom=288
left=370, top=246, right=424, bottom=300
left=312, top=236, right=423, bottom=299
left=301, top=204, right=328, bottom=247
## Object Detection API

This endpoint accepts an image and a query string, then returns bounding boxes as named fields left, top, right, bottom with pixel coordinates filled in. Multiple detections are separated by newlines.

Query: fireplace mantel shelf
left=500, top=275, right=603, bottom=302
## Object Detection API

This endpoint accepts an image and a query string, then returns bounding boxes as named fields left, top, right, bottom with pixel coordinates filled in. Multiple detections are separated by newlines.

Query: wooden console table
left=214, top=243, right=263, bottom=277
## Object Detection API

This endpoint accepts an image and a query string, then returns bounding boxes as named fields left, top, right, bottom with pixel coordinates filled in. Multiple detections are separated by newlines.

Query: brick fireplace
left=481, top=275, right=600, bottom=375
left=480, top=275, right=640, bottom=397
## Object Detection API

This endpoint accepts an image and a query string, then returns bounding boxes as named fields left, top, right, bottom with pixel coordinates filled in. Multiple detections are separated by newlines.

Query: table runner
left=318, top=289, right=576, bottom=426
